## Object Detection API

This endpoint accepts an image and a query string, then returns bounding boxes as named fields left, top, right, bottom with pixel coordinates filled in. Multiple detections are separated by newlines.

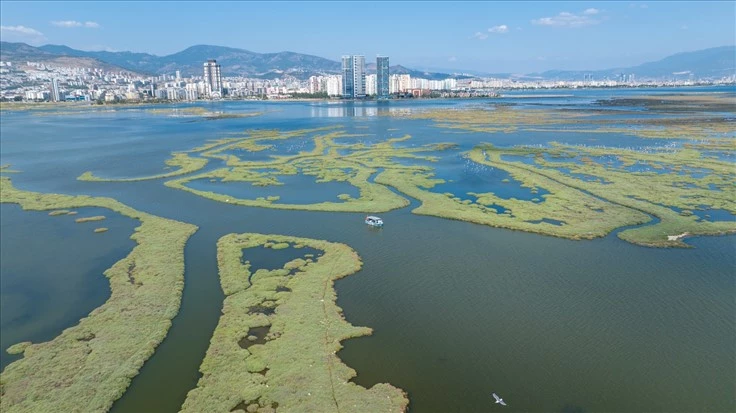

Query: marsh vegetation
left=0, top=177, right=197, bottom=413
left=181, top=233, right=408, bottom=412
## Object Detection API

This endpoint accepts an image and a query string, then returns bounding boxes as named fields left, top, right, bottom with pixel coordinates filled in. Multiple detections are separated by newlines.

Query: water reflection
left=309, top=101, right=409, bottom=118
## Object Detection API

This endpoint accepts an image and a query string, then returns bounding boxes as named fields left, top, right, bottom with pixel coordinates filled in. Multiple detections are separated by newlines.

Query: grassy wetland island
left=1, top=88, right=735, bottom=412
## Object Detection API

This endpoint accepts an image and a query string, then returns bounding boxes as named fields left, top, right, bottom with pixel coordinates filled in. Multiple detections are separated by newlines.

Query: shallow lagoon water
left=0, top=204, right=137, bottom=370
left=430, top=156, right=550, bottom=202
left=1, top=88, right=734, bottom=413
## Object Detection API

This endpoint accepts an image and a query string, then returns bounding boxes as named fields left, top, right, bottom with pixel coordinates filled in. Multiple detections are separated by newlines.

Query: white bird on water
left=492, top=393, right=507, bottom=406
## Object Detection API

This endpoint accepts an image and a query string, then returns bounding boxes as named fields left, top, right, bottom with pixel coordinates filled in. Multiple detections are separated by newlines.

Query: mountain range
left=530, top=46, right=735, bottom=80
left=1, top=41, right=734, bottom=81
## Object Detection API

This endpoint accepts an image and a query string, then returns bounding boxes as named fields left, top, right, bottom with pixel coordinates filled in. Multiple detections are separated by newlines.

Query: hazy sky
left=1, top=1, right=734, bottom=73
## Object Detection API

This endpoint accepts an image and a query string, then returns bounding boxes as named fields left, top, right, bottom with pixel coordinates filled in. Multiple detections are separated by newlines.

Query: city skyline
left=1, top=1, right=734, bottom=73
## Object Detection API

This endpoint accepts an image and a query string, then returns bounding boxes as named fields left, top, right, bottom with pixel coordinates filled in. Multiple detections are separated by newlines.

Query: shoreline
left=1, top=84, right=732, bottom=109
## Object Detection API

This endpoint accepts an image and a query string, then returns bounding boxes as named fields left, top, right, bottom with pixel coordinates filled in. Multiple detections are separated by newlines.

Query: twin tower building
left=203, top=56, right=388, bottom=99
left=342, top=55, right=389, bottom=99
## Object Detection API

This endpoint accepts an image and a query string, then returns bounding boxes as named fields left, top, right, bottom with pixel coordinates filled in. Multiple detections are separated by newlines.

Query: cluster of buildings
left=1, top=56, right=734, bottom=103
left=339, top=55, right=390, bottom=99
left=305, top=72, right=461, bottom=98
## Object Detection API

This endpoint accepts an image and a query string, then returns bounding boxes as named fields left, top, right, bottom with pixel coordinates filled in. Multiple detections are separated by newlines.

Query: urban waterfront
left=1, top=87, right=734, bottom=412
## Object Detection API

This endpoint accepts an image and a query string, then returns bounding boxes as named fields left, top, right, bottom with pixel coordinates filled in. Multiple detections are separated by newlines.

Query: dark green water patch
left=237, top=325, right=271, bottom=349
left=527, top=218, right=566, bottom=226
left=242, top=245, right=322, bottom=269
left=230, top=397, right=278, bottom=412
left=247, top=301, right=277, bottom=316
left=242, top=245, right=322, bottom=285
left=336, top=220, right=735, bottom=413
left=0, top=204, right=137, bottom=370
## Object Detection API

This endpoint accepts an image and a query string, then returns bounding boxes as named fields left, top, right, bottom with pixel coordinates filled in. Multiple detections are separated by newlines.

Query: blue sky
left=1, top=1, right=734, bottom=73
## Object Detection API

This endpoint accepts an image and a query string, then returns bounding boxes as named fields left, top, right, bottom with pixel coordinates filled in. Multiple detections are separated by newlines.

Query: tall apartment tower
left=50, top=78, right=61, bottom=102
left=376, top=56, right=390, bottom=99
left=341, top=55, right=366, bottom=98
left=203, top=59, right=222, bottom=96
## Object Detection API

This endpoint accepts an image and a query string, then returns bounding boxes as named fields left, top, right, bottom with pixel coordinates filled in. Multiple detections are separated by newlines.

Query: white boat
left=365, top=216, right=384, bottom=227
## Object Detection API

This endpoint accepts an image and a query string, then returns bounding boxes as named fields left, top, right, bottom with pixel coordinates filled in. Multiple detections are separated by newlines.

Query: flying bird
left=492, top=393, right=507, bottom=406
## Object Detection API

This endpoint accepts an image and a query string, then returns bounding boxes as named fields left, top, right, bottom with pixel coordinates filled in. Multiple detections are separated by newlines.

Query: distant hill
left=2, top=41, right=734, bottom=81
left=533, top=46, right=736, bottom=80
left=0, top=42, right=134, bottom=73
left=37, top=44, right=341, bottom=79
left=364, top=63, right=471, bottom=81
left=5, top=42, right=473, bottom=80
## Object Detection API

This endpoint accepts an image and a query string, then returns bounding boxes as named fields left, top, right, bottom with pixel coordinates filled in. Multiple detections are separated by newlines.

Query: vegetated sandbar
left=170, top=125, right=647, bottom=242
left=181, top=233, right=408, bottom=413
left=0, top=177, right=198, bottom=413
left=156, top=124, right=734, bottom=246
left=467, top=143, right=736, bottom=247
left=145, top=106, right=265, bottom=120
left=399, top=94, right=735, bottom=141
left=75, top=215, right=106, bottom=223
left=375, top=152, right=650, bottom=242
left=78, top=152, right=208, bottom=182
left=0, top=164, right=21, bottom=174
left=164, top=126, right=441, bottom=213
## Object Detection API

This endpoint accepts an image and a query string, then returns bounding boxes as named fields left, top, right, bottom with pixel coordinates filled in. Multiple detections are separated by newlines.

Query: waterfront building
left=365, top=74, right=377, bottom=96
left=389, top=74, right=401, bottom=94
left=203, top=59, right=222, bottom=97
left=341, top=55, right=366, bottom=98
left=399, top=74, right=411, bottom=93
left=326, top=75, right=343, bottom=97
left=308, top=75, right=323, bottom=94
left=377, top=56, right=390, bottom=98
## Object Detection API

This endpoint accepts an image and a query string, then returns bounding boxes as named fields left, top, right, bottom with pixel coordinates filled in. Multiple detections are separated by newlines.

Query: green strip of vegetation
left=164, top=127, right=435, bottom=213
left=181, top=233, right=408, bottom=413
left=75, top=215, right=106, bottom=223
left=0, top=177, right=198, bottom=413
left=0, top=164, right=21, bottom=174
left=399, top=95, right=735, bottom=141
left=469, top=144, right=736, bottom=247
left=78, top=152, right=208, bottom=182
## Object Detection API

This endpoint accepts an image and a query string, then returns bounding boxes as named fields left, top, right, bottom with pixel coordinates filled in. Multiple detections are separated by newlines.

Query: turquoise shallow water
left=0, top=87, right=734, bottom=412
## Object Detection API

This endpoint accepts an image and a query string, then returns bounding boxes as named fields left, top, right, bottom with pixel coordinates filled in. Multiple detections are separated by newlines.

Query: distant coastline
left=1, top=83, right=733, bottom=109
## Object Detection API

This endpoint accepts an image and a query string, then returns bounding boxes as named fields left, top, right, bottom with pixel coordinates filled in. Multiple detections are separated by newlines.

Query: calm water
left=0, top=205, right=137, bottom=369
left=1, top=87, right=734, bottom=412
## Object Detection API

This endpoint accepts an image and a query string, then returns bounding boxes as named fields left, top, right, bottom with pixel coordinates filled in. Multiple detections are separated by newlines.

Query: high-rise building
left=365, top=74, right=377, bottom=96
left=308, top=75, right=323, bottom=94
left=399, top=74, right=411, bottom=93
left=203, top=59, right=222, bottom=97
left=50, top=78, right=61, bottom=102
left=341, top=55, right=366, bottom=98
left=376, top=56, right=390, bottom=99
left=175, top=70, right=181, bottom=80
left=326, top=75, right=343, bottom=97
